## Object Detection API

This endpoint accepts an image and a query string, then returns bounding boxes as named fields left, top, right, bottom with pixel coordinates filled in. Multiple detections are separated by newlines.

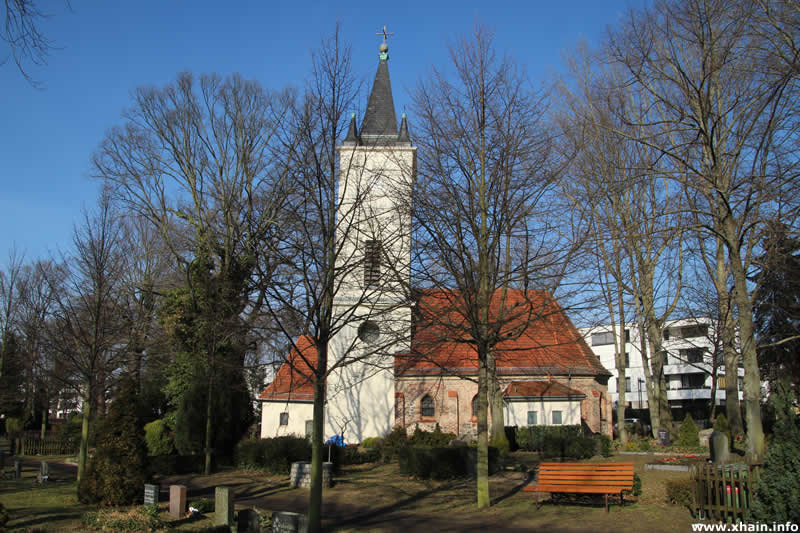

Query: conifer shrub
left=379, top=426, right=409, bottom=463
left=514, top=425, right=596, bottom=458
left=144, top=419, right=174, bottom=456
left=677, top=414, right=700, bottom=448
left=750, top=380, right=800, bottom=523
left=77, top=378, right=147, bottom=506
left=409, top=424, right=456, bottom=447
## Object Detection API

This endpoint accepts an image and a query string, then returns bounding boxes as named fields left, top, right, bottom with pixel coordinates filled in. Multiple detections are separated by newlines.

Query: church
left=259, top=40, right=612, bottom=442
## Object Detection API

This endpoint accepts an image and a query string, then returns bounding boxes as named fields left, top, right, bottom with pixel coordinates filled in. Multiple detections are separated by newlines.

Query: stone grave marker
left=169, top=485, right=187, bottom=519
left=711, top=431, right=730, bottom=464
left=237, top=508, right=261, bottom=532
left=14, top=459, right=21, bottom=480
left=144, top=483, right=159, bottom=506
left=215, top=486, right=234, bottom=526
left=38, top=461, right=48, bottom=483
left=272, top=510, right=308, bottom=533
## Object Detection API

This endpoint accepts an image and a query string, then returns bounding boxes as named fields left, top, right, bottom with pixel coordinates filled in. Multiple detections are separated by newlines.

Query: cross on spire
left=377, top=25, right=394, bottom=44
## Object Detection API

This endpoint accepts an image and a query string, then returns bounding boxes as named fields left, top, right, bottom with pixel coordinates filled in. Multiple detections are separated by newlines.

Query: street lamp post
left=638, top=378, right=644, bottom=409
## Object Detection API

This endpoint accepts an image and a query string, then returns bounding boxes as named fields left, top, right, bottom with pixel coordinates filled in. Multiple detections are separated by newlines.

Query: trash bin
left=657, top=429, right=670, bottom=446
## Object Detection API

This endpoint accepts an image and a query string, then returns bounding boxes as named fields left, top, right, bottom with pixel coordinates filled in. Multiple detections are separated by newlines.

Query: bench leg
left=605, top=493, right=609, bottom=512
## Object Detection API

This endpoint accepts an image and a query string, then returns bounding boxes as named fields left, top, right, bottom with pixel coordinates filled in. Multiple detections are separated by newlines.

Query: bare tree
left=410, top=24, right=580, bottom=508
left=2, top=0, right=69, bottom=86
left=93, top=71, right=292, bottom=474
left=604, top=0, right=800, bottom=460
left=262, top=27, right=414, bottom=532
left=42, top=196, right=131, bottom=481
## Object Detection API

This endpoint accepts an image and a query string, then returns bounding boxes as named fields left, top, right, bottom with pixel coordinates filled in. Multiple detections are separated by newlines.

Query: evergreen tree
left=754, top=223, right=800, bottom=387
left=750, top=379, right=800, bottom=523
left=77, top=378, right=147, bottom=506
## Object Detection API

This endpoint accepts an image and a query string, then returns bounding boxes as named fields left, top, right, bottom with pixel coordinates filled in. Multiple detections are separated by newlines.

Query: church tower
left=325, top=37, right=416, bottom=441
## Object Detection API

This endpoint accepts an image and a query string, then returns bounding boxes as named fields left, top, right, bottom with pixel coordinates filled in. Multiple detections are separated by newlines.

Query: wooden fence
left=20, top=436, right=77, bottom=456
left=691, top=462, right=762, bottom=522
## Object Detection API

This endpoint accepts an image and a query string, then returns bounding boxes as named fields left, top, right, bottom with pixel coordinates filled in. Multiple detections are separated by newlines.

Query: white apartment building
left=579, top=318, right=744, bottom=411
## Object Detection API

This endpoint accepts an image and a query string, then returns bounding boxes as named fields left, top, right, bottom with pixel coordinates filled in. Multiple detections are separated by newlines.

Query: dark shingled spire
left=360, top=46, right=398, bottom=144
left=343, top=113, right=359, bottom=145
left=398, top=113, right=410, bottom=143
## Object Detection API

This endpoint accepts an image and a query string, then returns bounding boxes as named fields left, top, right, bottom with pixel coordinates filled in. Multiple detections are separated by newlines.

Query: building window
left=421, top=395, right=435, bottom=418
left=681, top=374, right=706, bottom=389
left=471, top=395, right=478, bottom=417
left=280, top=412, right=289, bottom=426
left=661, top=351, right=669, bottom=366
left=663, top=328, right=670, bottom=341
left=626, top=377, right=631, bottom=392
left=364, top=239, right=382, bottom=286
left=527, top=411, right=537, bottom=425
left=680, top=348, right=704, bottom=364
left=624, top=352, right=630, bottom=367
left=717, top=376, right=727, bottom=388
left=305, top=420, right=313, bottom=437
left=738, top=377, right=744, bottom=391
left=552, top=411, right=563, bottom=425
left=624, top=329, right=631, bottom=343
left=681, top=324, right=709, bottom=338
left=591, top=331, right=615, bottom=346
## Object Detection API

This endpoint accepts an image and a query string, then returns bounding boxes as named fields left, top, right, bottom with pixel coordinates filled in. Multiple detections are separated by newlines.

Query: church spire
left=359, top=30, right=399, bottom=144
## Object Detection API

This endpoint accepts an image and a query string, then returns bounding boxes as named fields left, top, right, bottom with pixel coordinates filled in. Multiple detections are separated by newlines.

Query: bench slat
left=524, top=485, right=630, bottom=494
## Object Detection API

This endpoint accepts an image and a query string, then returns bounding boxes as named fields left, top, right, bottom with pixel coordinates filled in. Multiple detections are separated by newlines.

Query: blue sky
left=0, top=0, right=640, bottom=267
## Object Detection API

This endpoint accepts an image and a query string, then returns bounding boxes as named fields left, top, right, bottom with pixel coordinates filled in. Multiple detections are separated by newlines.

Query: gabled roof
left=395, top=289, right=610, bottom=378
left=503, top=380, right=586, bottom=399
left=258, top=335, right=317, bottom=403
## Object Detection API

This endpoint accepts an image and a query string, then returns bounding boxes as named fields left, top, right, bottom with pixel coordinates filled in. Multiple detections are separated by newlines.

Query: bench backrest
left=537, top=462, right=634, bottom=490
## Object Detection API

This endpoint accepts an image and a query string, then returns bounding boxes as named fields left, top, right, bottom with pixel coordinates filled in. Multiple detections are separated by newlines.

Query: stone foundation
left=289, top=461, right=332, bottom=489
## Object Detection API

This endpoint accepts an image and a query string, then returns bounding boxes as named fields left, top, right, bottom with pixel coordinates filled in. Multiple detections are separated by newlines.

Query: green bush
left=638, top=438, right=652, bottom=452
left=750, top=379, right=800, bottom=523
left=623, top=473, right=642, bottom=497
left=147, top=454, right=205, bottom=476
left=398, top=446, right=499, bottom=479
left=234, top=436, right=311, bottom=474
left=77, top=379, right=148, bottom=506
left=409, top=424, right=456, bottom=447
left=379, top=426, right=409, bottom=463
left=144, top=419, right=174, bottom=456
left=677, top=414, right=700, bottom=448
left=0, top=501, right=8, bottom=533
left=514, top=425, right=596, bottom=459
left=597, top=435, right=612, bottom=457
left=327, top=445, right=381, bottom=473
left=665, top=479, right=694, bottom=507
left=713, top=414, right=732, bottom=448
left=360, top=437, right=382, bottom=448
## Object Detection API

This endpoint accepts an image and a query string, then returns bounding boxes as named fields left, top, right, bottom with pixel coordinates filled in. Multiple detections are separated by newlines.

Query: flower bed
left=645, top=454, right=704, bottom=472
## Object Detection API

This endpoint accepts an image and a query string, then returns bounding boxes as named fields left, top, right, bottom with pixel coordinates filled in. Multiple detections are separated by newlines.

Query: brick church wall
left=395, top=374, right=612, bottom=439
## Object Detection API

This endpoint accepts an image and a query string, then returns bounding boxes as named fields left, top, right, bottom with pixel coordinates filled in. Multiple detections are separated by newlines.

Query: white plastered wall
left=504, top=398, right=582, bottom=426
left=260, top=401, right=314, bottom=438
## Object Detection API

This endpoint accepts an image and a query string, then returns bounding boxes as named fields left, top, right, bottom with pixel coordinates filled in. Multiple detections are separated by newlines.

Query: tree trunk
left=476, top=352, right=490, bottom=508
left=77, top=396, right=91, bottom=482
left=204, top=374, right=213, bottom=475
left=728, top=251, right=765, bottom=462
left=307, top=343, right=328, bottom=533
left=40, top=404, right=47, bottom=440
left=487, top=351, right=507, bottom=450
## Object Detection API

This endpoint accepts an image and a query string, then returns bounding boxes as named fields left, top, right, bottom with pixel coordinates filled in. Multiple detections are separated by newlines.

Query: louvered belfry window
left=364, top=239, right=382, bottom=286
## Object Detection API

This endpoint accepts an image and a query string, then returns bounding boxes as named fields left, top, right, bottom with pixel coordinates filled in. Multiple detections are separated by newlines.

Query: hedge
left=398, top=446, right=499, bottom=480
left=514, top=425, right=598, bottom=459
left=235, top=436, right=311, bottom=474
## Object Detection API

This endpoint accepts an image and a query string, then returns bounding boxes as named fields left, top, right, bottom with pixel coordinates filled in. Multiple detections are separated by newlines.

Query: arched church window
left=421, top=394, right=435, bottom=418
left=471, top=395, right=479, bottom=417
left=364, top=240, right=382, bottom=286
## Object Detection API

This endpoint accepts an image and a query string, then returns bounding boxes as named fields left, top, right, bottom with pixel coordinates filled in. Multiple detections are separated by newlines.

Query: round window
left=357, top=321, right=380, bottom=343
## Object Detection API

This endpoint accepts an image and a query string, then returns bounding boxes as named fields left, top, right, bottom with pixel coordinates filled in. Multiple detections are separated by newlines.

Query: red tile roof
left=503, top=380, right=586, bottom=399
left=258, top=335, right=317, bottom=402
left=396, top=289, right=609, bottom=378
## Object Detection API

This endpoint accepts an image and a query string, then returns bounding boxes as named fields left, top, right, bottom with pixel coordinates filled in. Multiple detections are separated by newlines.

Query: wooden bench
left=523, top=462, right=635, bottom=512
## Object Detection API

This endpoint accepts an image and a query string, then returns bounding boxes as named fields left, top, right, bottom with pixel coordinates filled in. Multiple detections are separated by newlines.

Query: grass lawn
left=0, top=453, right=699, bottom=532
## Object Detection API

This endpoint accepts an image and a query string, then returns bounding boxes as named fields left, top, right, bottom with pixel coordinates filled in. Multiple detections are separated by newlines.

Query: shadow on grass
left=491, top=471, right=534, bottom=506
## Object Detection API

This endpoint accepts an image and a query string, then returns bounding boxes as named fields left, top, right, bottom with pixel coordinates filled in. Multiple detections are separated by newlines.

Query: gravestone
left=272, top=511, right=308, bottom=533
left=215, top=486, right=234, bottom=527
left=169, top=485, right=187, bottom=519
left=711, top=431, right=730, bottom=464
left=144, top=483, right=159, bottom=506
left=38, top=461, right=48, bottom=483
left=237, top=508, right=261, bottom=532
left=14, top=459, right=21, bottom=480
left=289, top=462, right=332, bottom=489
